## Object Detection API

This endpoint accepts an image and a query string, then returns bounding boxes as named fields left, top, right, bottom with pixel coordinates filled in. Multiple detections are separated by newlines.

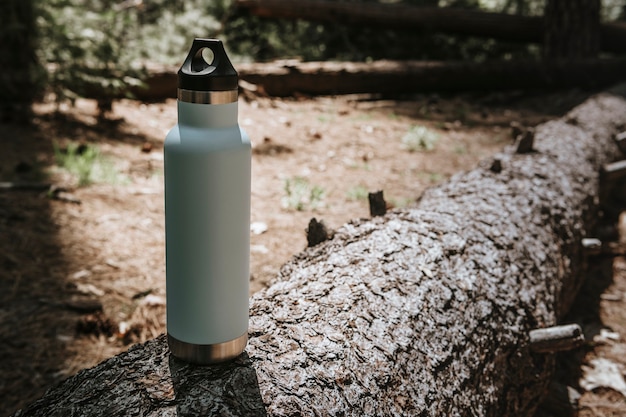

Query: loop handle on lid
left=178, top=38, right=238, bottom=93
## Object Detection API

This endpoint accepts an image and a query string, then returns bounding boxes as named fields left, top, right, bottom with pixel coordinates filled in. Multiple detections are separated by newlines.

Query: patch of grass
left=317, top=114, right=336, bottom=123
left=150, top=168, right=164, bottom=180
left=454, top=144, right=468, bottom=155
left=418, top=171, right=446, bottom=184
left=401, top=125, right=440, bottom=152
left=346, top=185, right=369, bottom=201
left=347, top=161, right=372, bottom=171
left=53, top=141, right=125, bottom=186
left=282, top=176, right=325, bottom=211
left=388, top=196, right=413, bottom=209
left=353, top=113, right=373, bottom=121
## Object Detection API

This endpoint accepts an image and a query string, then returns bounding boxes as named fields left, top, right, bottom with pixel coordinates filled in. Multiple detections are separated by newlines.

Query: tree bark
left=13, top=88, right=626, bottom=416
left=234, top=0, right=626, bottom=54
left=543, top=0, right=601, bottom=60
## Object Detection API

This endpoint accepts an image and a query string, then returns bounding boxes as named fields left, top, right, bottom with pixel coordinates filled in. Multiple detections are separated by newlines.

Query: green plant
left=401, top=125, right=440, bottom=152
left=282, top=176, right=325, bottom=211
left=346, top=185, right=369, bottom=201
left=418, top=171, right=446, bottom=184
left=53, top=141, right=124, bottom=186
left=348, top=162, right=372, bottom=171
left=138, top=0, right=225, bottom=66
left=388, top=196, right=414, bottom=209
left=37, top=0, right=146, bottom=109
left=454, top=144, right=468, bottom=155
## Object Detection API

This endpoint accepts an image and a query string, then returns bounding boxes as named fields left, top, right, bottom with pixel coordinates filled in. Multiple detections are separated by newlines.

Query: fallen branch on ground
left=131, top=58, right=626, bottom=99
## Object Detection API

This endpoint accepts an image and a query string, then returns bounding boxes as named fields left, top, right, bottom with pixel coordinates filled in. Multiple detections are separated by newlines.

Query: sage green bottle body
left=164, top=39, right=250, bottom=364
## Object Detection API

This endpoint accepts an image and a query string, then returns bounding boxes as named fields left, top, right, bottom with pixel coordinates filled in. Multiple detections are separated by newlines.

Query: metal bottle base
left=168, top=332, right=247, bottom=364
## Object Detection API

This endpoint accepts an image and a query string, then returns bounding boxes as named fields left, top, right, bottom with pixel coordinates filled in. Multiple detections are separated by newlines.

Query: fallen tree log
left=234, top=0, right=626, bottom=54
left=132, top=58, right=626, bottom=100
left=14, top=87, right=626, bottom=416
left=235, top=58, right=626, bottom=97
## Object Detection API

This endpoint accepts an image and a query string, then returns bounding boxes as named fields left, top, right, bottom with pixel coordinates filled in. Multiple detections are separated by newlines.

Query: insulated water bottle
left=164, top=38, right=250, bottom=364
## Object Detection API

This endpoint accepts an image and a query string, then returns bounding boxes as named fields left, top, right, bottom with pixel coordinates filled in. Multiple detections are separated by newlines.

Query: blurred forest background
left=2, top=0, right=626, bottom=120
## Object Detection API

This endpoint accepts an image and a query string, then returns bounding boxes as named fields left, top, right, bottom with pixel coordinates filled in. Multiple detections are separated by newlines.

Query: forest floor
left=1, top=89, right=625, bottom=416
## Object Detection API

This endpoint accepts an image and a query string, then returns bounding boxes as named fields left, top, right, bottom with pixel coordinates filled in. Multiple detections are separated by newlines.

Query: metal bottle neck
left=177, top=89, right=238, bottom=104
left=177, top=100, right=238, bottom=129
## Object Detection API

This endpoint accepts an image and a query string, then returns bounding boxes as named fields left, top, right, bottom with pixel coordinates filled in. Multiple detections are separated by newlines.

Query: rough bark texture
left=14, top=88, right=626, bottom=417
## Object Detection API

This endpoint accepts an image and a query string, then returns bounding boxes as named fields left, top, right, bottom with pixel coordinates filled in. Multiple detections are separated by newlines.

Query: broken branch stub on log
left=14, top=89, right=626, bottom=416
left=368, top=190, right=387, bottom=217
left=529, top=324, right=585, bottom=353
left=305, top=218, right=333, bottom=247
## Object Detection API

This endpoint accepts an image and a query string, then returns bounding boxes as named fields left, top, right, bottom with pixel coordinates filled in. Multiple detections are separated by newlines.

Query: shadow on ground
left=0, top=109, right=154, bottom=416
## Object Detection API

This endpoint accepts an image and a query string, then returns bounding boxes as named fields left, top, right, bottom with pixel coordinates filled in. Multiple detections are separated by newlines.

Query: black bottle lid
left=178, top=38, right=238, bottom=92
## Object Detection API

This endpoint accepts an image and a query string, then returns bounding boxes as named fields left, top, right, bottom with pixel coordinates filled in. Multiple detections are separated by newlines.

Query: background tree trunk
left=543, top=0, right=601, bottom=59
left=0, top=0, right=40, bottom=123
left=13, top=87, right=626, bottom=417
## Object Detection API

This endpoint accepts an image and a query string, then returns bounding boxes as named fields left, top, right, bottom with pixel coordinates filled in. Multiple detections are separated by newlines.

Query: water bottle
left=164, top=38, right=250, bottom=364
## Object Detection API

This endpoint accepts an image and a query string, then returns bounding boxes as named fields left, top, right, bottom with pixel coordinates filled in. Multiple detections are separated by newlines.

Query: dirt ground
left=1, top=89, right=625, bottom=416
